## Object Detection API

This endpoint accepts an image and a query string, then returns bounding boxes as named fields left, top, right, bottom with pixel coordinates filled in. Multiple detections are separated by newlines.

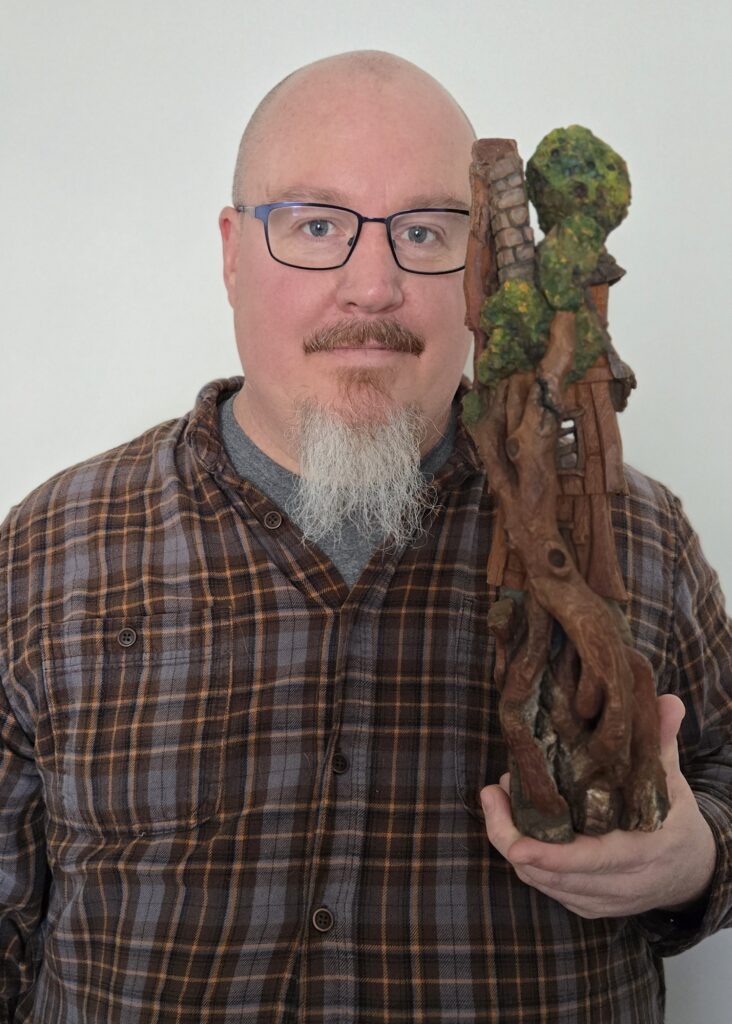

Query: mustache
left=303, top=318, right=425, bottom=355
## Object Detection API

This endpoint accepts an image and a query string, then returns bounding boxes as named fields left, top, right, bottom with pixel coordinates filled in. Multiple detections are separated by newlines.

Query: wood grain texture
left=463, top=140, right=669, bottom=841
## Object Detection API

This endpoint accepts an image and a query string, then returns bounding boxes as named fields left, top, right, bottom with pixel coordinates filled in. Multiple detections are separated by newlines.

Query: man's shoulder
left=1, top=412, right=188, bottom=550
left=610, top=463, right=687, bottom=560
left=620, top=463, right=681, bottom=518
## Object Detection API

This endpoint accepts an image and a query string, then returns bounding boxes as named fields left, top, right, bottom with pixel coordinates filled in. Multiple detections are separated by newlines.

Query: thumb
left=657, top=693, right=685, bottom=774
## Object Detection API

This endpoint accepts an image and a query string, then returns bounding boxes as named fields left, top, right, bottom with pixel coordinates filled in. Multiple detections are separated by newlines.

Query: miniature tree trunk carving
left=462, top=132, right=669, bottom=842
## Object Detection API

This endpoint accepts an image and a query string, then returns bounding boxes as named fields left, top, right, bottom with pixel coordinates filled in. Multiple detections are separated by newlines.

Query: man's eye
left=404, top=224, right=436, bottom=244
left=303, top=219, right=333, bottom=238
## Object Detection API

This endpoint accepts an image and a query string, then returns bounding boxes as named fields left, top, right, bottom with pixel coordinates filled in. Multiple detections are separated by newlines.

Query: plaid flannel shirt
left=1, top=376, right=730, bottom=1023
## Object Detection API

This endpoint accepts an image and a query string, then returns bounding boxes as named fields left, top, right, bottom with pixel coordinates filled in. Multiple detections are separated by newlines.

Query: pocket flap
left=41, top=607, right=233, bottom=835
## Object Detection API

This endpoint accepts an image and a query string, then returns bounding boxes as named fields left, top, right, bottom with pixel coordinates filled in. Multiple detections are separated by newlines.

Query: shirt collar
left=184, top=375, right=484, bottom=487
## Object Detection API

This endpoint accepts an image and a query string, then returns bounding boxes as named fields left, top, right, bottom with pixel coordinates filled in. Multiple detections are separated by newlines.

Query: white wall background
left=2, top=1, right=730, bottom=1019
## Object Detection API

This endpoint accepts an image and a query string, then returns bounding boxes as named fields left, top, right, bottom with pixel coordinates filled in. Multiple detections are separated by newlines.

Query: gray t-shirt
left=218, top=393, right=456, bottom=586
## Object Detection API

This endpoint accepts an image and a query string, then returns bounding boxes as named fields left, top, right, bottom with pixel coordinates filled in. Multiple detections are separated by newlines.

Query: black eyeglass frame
left=235, top=201, right=470, bottom=275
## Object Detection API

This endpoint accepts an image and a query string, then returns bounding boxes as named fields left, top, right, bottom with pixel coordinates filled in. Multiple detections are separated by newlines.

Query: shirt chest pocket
left=40, top=608, right=233, bottom=836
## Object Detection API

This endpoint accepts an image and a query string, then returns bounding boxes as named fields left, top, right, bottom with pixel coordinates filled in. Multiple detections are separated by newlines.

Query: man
left=0, top=50, right=729, bottom=1023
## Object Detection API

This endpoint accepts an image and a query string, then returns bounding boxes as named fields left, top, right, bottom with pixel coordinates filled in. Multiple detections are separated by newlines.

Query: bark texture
left=463, top=140, right=669, bottom=842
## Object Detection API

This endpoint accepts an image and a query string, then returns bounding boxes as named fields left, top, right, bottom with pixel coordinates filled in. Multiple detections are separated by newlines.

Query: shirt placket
left=295, top=581, right=390, bottom=1024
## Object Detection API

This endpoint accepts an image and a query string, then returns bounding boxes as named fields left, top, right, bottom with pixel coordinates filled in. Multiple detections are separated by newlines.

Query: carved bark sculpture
left=462, top=130, right=669, bottom=842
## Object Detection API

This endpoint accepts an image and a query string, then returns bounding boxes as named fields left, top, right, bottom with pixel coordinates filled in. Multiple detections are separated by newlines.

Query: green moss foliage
left=526, top=125, right=630, bottom=236
left=461, top=389, right=487, bottom=426
left=567, top=304, right=606, bottom=384
left=464, top=125, right=629, bottom=422
left=477, top=280, right=552, bottom=386
left=537, top=214, right=605, bottom=311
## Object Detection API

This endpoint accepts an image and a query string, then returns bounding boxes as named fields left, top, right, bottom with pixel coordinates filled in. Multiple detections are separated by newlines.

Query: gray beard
left=286, top=400, right=438, bottom=549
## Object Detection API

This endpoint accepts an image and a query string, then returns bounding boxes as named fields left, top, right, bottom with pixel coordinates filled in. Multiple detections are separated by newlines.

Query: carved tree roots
left=472, top=312, right=669, bottom=842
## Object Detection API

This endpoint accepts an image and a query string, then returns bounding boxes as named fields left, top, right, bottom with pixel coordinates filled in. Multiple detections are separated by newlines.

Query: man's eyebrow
left=265, top=187, right=470, bottom=211
left=400, top=193, right=470, bottom=211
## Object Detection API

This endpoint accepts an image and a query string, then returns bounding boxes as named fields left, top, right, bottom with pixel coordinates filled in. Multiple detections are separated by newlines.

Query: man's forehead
left=253, top=110, right=473, bottom=207
left=239, top=59, right=475, bottom=207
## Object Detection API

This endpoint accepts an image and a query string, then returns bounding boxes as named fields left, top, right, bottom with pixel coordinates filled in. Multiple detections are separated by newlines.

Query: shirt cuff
left=632, top=790, right=732, bottom=956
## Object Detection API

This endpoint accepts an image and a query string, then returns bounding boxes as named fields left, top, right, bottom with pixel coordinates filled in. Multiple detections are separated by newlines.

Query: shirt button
left=311, top=907, right=334, bottom=933
left=117, top=627, right=137, bottom=648
left=263, top=510, right=282, bottom=530
left=332, top=751, right=349, bottom=774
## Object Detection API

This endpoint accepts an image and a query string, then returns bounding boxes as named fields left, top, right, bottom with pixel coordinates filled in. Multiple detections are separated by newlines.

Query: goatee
left=286, top=396, right=438, bottom=549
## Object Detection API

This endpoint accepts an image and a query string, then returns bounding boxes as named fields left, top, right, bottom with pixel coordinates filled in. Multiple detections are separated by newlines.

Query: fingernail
left=481, top=793, right=493, bottom=816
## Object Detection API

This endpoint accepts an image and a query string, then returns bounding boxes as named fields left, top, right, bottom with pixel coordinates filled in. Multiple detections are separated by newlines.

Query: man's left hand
left=480, top=694, right=717, bottom=919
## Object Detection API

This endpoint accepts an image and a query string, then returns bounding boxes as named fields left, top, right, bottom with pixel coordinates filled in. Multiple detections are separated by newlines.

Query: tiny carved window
left=557, top=417, right=581, bottom=471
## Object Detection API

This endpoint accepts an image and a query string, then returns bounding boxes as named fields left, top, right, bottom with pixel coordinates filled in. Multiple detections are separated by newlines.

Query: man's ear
left=219, top=207, right=241, bottom=307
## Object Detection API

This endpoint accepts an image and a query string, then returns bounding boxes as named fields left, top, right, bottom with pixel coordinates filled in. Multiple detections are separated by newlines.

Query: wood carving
left=462, top=128, right=669, bottom=842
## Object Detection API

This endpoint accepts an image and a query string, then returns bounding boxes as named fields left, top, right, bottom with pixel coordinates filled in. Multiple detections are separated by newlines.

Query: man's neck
left=232, top=385, right=301, bottom=473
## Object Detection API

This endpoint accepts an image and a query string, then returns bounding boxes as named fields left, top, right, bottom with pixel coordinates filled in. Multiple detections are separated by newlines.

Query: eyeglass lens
left=266, top=205, right=469, bottom=271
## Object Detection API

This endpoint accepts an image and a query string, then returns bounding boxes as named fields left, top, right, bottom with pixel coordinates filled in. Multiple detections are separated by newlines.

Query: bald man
left=1, top=51, right=730, bottom=1024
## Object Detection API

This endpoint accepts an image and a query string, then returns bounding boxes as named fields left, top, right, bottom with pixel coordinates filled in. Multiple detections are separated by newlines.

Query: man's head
left=219, top=51, right=475, bottom=541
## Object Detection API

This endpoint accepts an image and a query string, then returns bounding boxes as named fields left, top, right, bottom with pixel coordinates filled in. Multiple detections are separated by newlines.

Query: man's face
left=220, top=67, right=475, bottom=459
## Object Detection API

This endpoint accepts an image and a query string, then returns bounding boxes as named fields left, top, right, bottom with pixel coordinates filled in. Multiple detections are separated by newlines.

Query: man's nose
left=333, top=222, right=405, bottom=313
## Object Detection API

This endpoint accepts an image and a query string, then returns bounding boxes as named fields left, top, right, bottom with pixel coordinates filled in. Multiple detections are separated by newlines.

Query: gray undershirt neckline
left=218, top=392, right=456, bottom=587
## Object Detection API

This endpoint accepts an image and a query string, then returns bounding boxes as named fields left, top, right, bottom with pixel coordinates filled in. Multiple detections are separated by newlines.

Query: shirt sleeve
left=634, top=494, right=732, bottom=956
left=0, top=523, right=50, bottom=1022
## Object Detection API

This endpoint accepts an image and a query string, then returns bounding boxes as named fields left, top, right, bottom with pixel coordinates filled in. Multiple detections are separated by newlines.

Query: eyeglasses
left=235, top=201, right=469, bottom=274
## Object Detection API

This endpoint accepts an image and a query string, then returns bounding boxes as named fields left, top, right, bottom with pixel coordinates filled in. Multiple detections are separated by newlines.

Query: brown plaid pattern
left=1, top=376, right=730, bottom=1023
